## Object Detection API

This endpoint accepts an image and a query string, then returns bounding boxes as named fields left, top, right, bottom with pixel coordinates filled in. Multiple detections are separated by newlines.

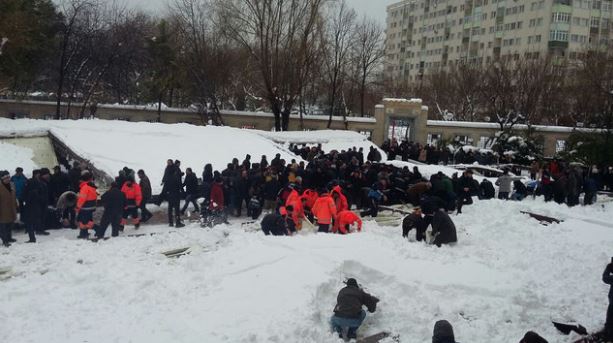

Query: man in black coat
left=402, top=207, right=428, bottom=242
left=478, top=179, right=495, bottom=200
left=330, top=278, right=379, bottom=340
left=137, top=169, right=153, bottom=222
left=164, top=168, right=184, bottom=228
left=95, top=182, right=126, bottom=238
left=604, top=259, right=613, bottom=340
left=456, top=170, right=476, bottom=214
left=260, top=211, right=288, bottom=236
left=430, top=209, right=457, bottom=247
left=181, top=168, right=200, bottom=214
left=23, top=169, right=50, bottom=242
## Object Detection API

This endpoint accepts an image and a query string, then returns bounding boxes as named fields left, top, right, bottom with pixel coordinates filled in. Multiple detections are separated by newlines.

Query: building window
left=552, top=12, right=571, bottom=23
left=550, top=30, right=569, bottom=41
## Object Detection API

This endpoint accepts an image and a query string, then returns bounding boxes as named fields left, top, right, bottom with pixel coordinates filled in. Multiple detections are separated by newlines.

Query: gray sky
left=114, top=0, right=397, bottom=23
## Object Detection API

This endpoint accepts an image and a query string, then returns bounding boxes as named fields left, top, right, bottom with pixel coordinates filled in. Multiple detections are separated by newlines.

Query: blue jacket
left=10, top=174, right=27, bottom=199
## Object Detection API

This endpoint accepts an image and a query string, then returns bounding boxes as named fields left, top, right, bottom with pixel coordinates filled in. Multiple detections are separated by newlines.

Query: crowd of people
left=1, top=142, right=612, bottom=342
left=0, top=141, right=610, bottom=245
left=380, top=139, right=500, bottom=165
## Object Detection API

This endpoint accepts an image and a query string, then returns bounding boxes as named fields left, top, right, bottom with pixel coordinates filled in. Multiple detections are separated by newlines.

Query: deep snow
left=1, top=118, right=612, bottom=343
left=1, top=199, right=612, bottom=343
left=0, top=119, right=383, bottom=192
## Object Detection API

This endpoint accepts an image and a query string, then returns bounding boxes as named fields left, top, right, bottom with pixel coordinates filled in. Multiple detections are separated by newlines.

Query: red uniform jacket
left=334, top=210, right=363, bottom=234
left=331, top=185, right=349, bottom=212
left=77, top=181, right=98, bottom=211
left=311, top=193, right=337, bottom=225
left=121, top=182, right=142, bottom=208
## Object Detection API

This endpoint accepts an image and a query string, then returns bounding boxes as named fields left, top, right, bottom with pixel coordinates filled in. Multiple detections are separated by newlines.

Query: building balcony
left=548, top=40, right=569, bottom=48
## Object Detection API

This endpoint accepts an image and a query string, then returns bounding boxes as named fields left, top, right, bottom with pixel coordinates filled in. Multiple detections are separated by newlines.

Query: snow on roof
left=382, top=98, right=423, bottom=104
left=427, top=120, right=606, bottom=133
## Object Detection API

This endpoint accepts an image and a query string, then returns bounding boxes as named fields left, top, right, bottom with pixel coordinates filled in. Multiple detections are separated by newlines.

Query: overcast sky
left=112, top=0, right=397, bottom=24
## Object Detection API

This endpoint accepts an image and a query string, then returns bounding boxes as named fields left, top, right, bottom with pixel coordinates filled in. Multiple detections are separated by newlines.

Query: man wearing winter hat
left=432, top=320, right=459, bottom=343
left=0, top=171, right=18, bottom=247
left=330, top=278, right=379, bottom=340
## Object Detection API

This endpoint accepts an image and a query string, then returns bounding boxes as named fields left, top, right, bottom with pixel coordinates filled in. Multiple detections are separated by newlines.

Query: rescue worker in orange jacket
left=334, top=210, right=362, bottom=234
left=331, top=185, right=349, bottom=212
left=311, top=189, right=337, bottom=233
left=301, top=189, right=319, bottom=221
left=286, top=187, right=300, bottom=207
left=285, top=194, right=306, bottom=231
left=121, top=176, right=143, bottom=230
left=76, top=171, right=98, bottom=239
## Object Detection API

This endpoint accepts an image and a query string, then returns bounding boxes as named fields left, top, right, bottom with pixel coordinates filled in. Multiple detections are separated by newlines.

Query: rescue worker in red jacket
left=121, top=176, right=143, bottom=230
left=331, top=185, right=349, bottom=213
left=75, top=171, right=98, bottom=239
left=334, top=210, right=362, bottom=234
left=301, top=189, right=319, bottom=221
left=285, top=194, right=306, bottom=231
left=311, top=189, right=337, bottom=233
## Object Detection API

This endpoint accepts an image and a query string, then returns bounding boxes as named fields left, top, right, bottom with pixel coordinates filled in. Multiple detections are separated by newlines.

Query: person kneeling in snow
left=330, top=278, right=379, bottom=340
left=333, top=210, right=362, bottom=234
left=260, top=206, right=291, bottom=236
left=425, top=208, right=457, bottom=247
left=402, top=207, right=428, bottom=242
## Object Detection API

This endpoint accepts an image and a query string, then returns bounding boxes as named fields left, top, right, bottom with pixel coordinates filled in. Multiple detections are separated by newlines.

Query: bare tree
left=322, top=0, right=355, bottom=128
left=218, top=0, right=324, bottom=131
left=55, top=0, right=96, bottom=119
left=353, top=16, right=384, bottom=117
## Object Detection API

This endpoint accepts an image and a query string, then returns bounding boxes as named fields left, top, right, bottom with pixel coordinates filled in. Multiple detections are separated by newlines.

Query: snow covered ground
left=257, top=130, right=386, bottom=159
left=0, top=119, right=383, bottom=192
left=1, top=118, right=612, bottom=342
left=1, top=199, right=612, bottom=343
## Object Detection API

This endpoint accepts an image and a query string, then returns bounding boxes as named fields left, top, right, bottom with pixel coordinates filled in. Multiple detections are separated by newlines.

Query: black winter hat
left=345, top=278, right=358, bottom=287
left=432, top=320, right=455, bottom=343
left=39, top=168, right=51, bottom=176
left=0, top=170, right=9, bottom=179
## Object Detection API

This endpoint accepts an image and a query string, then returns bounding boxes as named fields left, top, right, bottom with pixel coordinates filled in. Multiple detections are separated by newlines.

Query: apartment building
left=385, top=0, right=613, bottom=83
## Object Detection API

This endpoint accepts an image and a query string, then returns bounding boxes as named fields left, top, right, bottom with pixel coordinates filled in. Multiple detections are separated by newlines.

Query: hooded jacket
left=312, top=193, right=337, bottom=225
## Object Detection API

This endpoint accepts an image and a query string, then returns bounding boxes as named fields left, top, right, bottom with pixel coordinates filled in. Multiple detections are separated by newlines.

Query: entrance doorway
left=387, top=117, right=414, bottom=142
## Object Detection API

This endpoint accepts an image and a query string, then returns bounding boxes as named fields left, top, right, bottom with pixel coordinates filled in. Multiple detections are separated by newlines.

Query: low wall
left=0, top=99, right=592, bottom=158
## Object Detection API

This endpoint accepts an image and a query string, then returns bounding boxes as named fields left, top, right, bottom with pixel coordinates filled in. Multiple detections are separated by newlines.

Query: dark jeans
left=498, top=192, right=509, bottom=200
left=0, top=223, right=13, bottom=244
left=97, top=212, right=122, bottom=237
left=168, top=198, right=181, bottom=225
left=232, top=195, right=249, bottom=217
left=457, top=194, right=473, bottom=213
left=181, top=194, right=200, bottom=213
left=318, top=223, right=330, bottom=233
left=330, top=310, right=366, bottom=339
left=584, top=192, right=597, bottom=205
left=61, top=207, right=76, bottom=228
left=140, top=197, right=152, bottom=221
